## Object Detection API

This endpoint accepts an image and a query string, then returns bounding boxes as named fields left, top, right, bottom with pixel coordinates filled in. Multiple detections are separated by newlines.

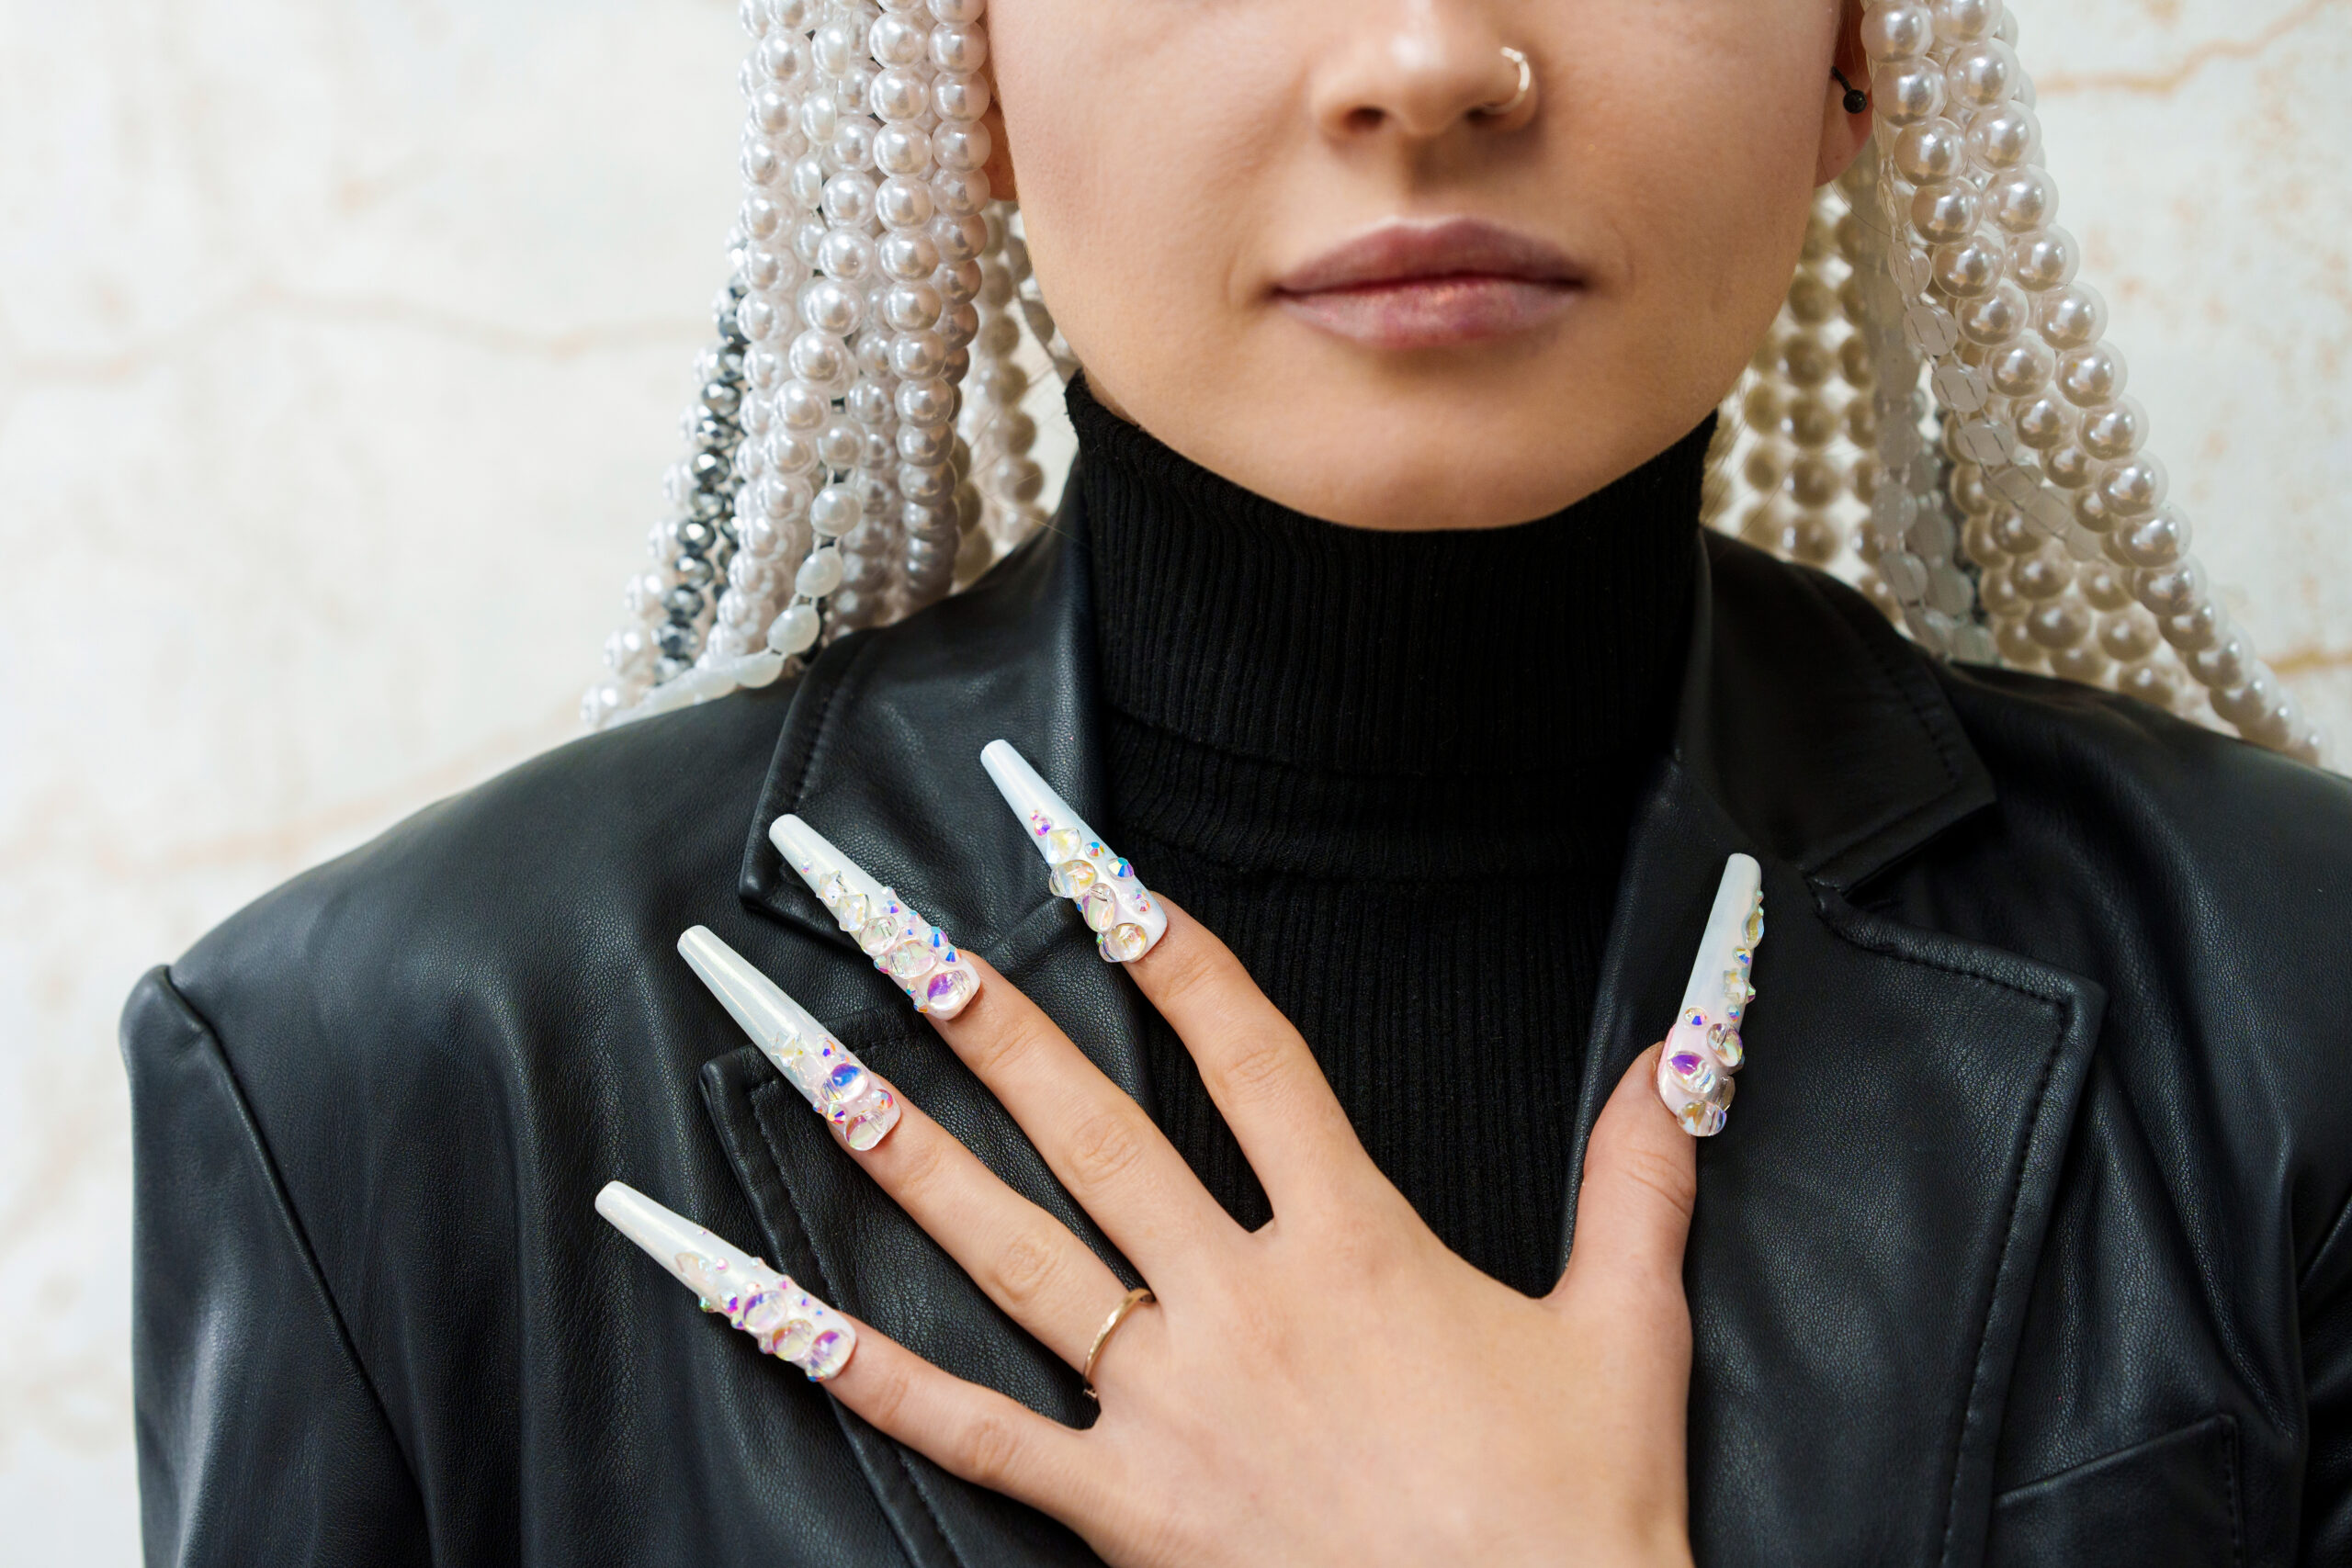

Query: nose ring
left=1477, top=46, right=1535, bottom=118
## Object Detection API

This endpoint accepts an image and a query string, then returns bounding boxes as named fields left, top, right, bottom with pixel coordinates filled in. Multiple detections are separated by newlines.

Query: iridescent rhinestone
left=1678, top=1100, right=1728, bottom=1136
left=1669, top=1051, right=1719, bottom=1097
left=858, top=913, right=901, bottom=954
left=817, top=873, right=849, bottom=913
left=1684, top=1008, right=1707, bottom=1031
left=1046, top=828, right=1083, bottom=860
left=1734, top=948, right=1753, bottom=969
left=1109, top=858, right=1135, bottom=881
left=1745, top=903, right=1765, bottom=945
left=838, top=892, right=871, bottom=929
left=1080, top=883, right=1119, bottom=932
left=1099, top=923, right=1149, bottom=963
left=768, top=1314, right=819, bottom=1361
left=887, top=941, right=936, bottom=980
left=742, top=1290, right=792, bottom=1338
left=1049, top=858, right=1097, bottom=897
left=1715, top=1031, right=1747, bottom=1071
left=825, top=1061, right=870, bottom=1103
left=1724, top=970, right=1755, bottom=1003
left=804, top=1327, right=852, bottom=1379
left=844, top=1092, right=898, bottom=1151
left=923, top=967, right=974, bottom=1012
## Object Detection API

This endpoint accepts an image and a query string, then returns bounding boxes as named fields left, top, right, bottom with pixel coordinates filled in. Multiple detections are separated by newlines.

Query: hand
left=820, top=898, right=1700, bottom=1567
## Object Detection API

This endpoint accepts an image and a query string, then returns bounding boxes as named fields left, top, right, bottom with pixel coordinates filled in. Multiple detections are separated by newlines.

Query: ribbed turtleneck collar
left=1075, top=378, right=1712, bottom=785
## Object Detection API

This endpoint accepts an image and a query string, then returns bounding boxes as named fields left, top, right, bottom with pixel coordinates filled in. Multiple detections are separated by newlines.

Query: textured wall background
left=2, top=0, right=2346, bottom=1554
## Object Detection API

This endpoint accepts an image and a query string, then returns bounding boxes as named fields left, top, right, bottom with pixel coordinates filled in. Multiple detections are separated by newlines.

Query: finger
left=1123, top=897, right=1375, bottom=1213
left=935, top=952, right=1237, bottom=1275
left=1553, top=1043, right=1698, bottom=1312
left=830, top=1318, right=1099, bottom=1522
left=763, top=813, right=1233, bottom=1278
left=597, top=1181, right=1096, bottom=1522
left=851, top=1089, right=1132, bottom=1369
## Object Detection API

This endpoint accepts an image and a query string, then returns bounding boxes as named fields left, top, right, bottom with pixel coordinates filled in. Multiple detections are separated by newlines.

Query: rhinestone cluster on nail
left=675, top=1247, right=855, bottom=1381
left=1028, top=810, right=1157, bottom=964
left=764, top=1008, right=899, bottom=1151
left=1658, top=880, right=1766, bottom=1138
left=813, top=871, right=980, bottom=1019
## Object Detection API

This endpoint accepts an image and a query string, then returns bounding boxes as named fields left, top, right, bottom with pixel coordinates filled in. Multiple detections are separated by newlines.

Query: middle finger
left=770, top=816, right=1239, bottom=1280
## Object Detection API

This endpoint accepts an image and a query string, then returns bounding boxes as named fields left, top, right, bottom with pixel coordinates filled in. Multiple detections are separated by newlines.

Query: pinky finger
left=598, top=1181, right=1098, bottom=1521
left=830, top=1324, right=1095, bottom=1518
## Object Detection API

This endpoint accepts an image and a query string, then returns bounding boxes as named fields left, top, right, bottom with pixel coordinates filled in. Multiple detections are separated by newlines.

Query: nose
left=1309, top=0, right=1530, bottom=142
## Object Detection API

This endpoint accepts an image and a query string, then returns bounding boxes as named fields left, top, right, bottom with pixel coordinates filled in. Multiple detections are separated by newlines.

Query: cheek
left=983, top=3, right=1287, bottom=399
left=1593, top=24, right=1836, bottom=395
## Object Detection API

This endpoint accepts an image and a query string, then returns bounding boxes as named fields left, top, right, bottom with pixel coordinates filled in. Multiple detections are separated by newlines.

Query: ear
left=1815, top=0, right=1874, bottom=186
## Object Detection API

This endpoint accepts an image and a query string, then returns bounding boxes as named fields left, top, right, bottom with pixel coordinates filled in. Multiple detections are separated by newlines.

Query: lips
left=1272, top=219, right=1586, bottom=351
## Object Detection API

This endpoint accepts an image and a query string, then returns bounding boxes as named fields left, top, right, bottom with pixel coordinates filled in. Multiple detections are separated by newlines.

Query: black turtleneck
left=1075, top=381, right=1712, bottom=1296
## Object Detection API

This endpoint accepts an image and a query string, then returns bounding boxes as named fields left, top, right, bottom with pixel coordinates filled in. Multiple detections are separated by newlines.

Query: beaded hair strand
left=587, top=0, right=2321, bottom=767
left=1710, top=0, right=2321, bottom=764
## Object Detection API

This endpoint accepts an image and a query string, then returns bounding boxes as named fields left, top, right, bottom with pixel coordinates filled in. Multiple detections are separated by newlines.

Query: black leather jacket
left=125, top=513, right=2352, bottom=1566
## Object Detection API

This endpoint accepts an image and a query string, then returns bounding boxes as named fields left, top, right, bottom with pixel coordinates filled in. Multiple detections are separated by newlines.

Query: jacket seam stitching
left=148, top=968, right=435, bottom=1530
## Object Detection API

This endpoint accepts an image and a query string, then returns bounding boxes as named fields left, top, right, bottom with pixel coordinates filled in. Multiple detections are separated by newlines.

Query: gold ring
left=1080, top=1286, right=1155, bottom=1403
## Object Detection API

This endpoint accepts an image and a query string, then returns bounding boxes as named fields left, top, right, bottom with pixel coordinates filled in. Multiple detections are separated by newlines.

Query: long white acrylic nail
left=771, top=814, right=982, bottom=1021
left=678, top=926, right=902, bottom=1151
left=596, top=1180, right=857, bottom=1381
left=980, top=739, right=1168, bottom=964
left=1657, top=854, right=1765, bottom=1138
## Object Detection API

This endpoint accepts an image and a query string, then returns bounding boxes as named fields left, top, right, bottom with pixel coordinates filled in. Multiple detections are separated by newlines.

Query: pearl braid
left=1710, top=0, right=2321, bottom=765
left=588, top=0, right=1005, bottom=729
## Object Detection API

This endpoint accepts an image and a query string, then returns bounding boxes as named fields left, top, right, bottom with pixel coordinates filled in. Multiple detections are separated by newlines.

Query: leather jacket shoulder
left=124, top=515, right=2352, bottom=1567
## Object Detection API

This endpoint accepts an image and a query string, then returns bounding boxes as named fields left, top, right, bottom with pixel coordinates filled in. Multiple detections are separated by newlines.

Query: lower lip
left=1275, top=276, right=1580, bottom=351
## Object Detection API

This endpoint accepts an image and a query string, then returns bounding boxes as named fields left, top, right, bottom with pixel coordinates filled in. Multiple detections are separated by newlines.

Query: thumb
left=1553, top=1043, right=1698, bottom=1311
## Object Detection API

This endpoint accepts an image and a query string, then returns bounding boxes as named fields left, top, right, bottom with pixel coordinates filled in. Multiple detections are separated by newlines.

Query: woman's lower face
left=987, top=0, right=1869, bottom=532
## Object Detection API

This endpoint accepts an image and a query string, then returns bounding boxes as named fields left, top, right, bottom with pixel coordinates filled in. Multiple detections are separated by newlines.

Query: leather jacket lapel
left=1566, top=541, right=2102, bottom=1568
left=1575, top=759, right=2101, bottom=1568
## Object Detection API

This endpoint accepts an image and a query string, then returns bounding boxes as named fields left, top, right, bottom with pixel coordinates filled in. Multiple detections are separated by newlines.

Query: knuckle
left=956, top=1411, right=1027, bottom=1489
left=964, top=1010, right=1049, bottom=1078
left=1150, top=937, right=1227, bottom=1010
left=1618, top=1144, right=1699, bottom=1222
left=862, top=1356, right=916, bottom=1431
left=1062, top=1107, right=1148, bottom=1192
left=989, top=1224, right=1066, bottom=1314
left=1215, top=1030, right=1295, bottom=1104
left=888, top=1126, right=955, bottom=1203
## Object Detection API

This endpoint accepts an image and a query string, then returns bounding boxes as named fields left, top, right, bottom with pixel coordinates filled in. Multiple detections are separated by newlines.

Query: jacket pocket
left=1985, top=1415, right=2240, bottom=1568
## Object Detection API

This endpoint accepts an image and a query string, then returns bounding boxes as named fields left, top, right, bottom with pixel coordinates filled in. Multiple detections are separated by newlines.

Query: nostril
left=1343, top=106, right=1386, bottom=134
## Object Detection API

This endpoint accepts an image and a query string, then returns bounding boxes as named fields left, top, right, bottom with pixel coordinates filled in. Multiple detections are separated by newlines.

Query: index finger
left=983, top=740, right=1374, bottom=1217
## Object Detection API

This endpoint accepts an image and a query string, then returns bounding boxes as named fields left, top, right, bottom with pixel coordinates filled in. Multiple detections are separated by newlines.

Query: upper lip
left=1272, top=219, right=1584, bottom=295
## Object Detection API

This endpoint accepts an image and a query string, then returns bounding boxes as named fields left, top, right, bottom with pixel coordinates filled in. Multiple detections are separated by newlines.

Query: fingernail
left=771, top=814, right=982, bottom=1021
left=980, top=739, right=1167, bottom=964
left=596, top=1180, right=857, bottom=1381
left=1657, top=853, right=1765, bottom=1138
left=678, top=926, right=902, bottom=1151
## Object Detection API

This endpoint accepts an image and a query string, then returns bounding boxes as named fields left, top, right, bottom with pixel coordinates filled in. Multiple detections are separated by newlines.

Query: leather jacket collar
left=718, top=491, right=2099, bottom=1568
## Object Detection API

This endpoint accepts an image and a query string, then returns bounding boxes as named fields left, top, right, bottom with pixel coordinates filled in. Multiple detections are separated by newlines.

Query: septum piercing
left=1656, top=855, right=1765, bottom=1137
left=677, top=925, right=903, bottom=1151
left=981, top=739, right=1168, bottom=964
left=772, top=814, right=983, bottom=1020
left=596, top=1181, right=858, bottom=1381
left=1476, top=46, right=1534, bottom=118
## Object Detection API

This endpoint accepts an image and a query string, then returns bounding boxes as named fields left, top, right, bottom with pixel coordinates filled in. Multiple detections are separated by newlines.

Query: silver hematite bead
left=655, top=625, right=696, bottom=660
left=663, top=586, right=707, bottom=622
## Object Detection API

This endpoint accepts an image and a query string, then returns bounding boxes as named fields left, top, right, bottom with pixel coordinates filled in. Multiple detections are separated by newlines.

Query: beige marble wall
left=2, top=0, right=2345, bottom=1554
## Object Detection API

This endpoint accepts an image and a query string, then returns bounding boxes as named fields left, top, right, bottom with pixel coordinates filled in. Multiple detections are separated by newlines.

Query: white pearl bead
left=2009, top=228, right=2078, bottom=291
left=2036, top=283, right=2106, bottom=350
left=1931, top=0, right=2004, bottom=42
left=769, top=603, right=823, bottom=656
left=933, top=72, right=990, bottom=123
left=797, top=548, right=846, bottom=597
left=929, top=23, right=988, bottom=73
left=2077, top=397, right=2146, bottom=460
left=1863, top=2, right=1935, bottom=60
left=1894, top=119, right=1967, bottom=184
left=1872, top=61, right=1948, bottom=126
